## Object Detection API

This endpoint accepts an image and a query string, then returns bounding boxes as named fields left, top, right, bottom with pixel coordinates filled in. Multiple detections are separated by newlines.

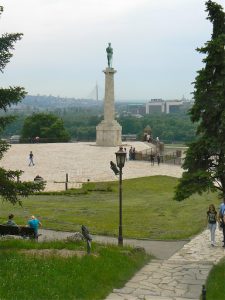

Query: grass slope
left=0, top=240, right=150, bottom=300
left=0, top=176, right=220, bottom=239
left=205, top=258, right=225, bottom=300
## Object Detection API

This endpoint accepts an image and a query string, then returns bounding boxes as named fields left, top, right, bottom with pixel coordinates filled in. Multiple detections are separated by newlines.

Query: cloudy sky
left=0, top=0, right=224, bottom=100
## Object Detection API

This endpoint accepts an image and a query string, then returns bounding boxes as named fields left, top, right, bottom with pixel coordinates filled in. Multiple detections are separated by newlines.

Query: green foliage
left=0, top=113, right=26, bottom=137
left=0, top=6, right=45, bottom=203
left=0, top=240, right=150, bottom=300
left=1, top=108, right=197, bottom=142
left=0, top=30, right=23, bottom=72
left=205, top=258, right=225, bottom=300
left=175, top=1, right=225, bottom=201
left=21, top=113, right=70, bottom=142
left=121, top=113, right=197, bottom=142
left=0, top=167, right=44, bottom=205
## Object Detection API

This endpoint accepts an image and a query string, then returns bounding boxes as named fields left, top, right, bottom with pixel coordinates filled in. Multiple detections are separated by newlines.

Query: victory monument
left=96, top=43, right=122, bottom=146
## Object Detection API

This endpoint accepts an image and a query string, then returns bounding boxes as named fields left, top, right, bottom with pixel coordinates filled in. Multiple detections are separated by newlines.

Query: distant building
left=146, top=99, right=165, bottom=114
left=165, top=100, right=183, bottom=113
left=146, top=99, right=187, bottom=114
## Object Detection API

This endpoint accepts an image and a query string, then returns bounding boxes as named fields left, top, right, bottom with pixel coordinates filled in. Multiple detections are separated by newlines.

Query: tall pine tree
left=0, top=6, right=44, bottom=204
left=175, top=0, right=225, bottom=201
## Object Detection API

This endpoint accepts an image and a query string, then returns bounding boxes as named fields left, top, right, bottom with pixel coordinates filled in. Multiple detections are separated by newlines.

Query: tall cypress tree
left=0, top=6, right=44, bottom=204
left=175, top=0, right=225, bottom=201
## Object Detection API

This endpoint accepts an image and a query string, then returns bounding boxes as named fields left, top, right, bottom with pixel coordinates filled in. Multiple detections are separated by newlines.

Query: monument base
left=96, top=120, right=122, bottom=147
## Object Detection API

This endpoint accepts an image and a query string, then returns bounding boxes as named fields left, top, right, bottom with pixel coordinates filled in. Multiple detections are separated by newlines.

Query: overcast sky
left=0, top=0, right=224, bottom=100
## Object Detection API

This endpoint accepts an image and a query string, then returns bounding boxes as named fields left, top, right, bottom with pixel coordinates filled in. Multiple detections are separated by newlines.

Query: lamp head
left=115, top=147, right=126, bottom=168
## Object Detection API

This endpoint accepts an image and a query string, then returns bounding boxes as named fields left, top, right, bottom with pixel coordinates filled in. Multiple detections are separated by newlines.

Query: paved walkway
left=39, top=228, right=225, bottom=300
left=106, top=229, right=225, bottom=300
left=39, top=229, right=187, bottom=260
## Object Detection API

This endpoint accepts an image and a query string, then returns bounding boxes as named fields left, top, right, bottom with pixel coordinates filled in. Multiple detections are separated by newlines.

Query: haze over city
left=1, top=0, right=224, bottom=100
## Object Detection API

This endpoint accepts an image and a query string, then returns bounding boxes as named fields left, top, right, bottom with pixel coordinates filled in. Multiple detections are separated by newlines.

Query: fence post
left=202, top=285, right=206, bottom=300
left=65, top=173, right=68, bottom=190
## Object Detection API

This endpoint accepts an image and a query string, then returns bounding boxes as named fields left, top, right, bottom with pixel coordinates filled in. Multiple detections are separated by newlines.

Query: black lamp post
left=115, top=147, right=126, bottom=246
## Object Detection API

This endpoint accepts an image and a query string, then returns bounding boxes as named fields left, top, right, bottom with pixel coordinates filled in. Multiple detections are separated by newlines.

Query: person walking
left=129, top=147, right=133, bottom=160
left=132, top=148, right=136, bottom=160
left=29, top=151, right=35, bottom=166
left=219, top=198, right=225, bottom=247
left=157, top=154, right=160, bottom=166
left=207, top=204, right=217, bottom=246
left=124, top=148, right=128, bottom=161
left=28, top=215, right=42, bottom=239
left=150, top=153, right=155, bottom=166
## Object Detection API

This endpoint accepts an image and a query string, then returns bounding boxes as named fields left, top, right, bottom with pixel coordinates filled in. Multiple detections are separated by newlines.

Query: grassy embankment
left=0, top=239, right=149, bottom=300
left=0, top=176, right=220, bottom=240
left=204, top=258, right=225, bottom=300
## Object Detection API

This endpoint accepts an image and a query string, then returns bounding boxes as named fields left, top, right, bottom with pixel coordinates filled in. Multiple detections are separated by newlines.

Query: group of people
left=129, top=147, right=136, bottom=160
left=4, top=214, right=42, bottom=239
left=120, top=146, right=161, bottom=165
left=144, top=133, right=160, bottom=144
left=207, top=198, right=225, bottom=247
left=150, top=153, right=161, bottom=166
left=118, top=147, right=136, bottom=160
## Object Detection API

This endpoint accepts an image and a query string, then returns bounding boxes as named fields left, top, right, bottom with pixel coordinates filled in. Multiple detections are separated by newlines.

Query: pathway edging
left=105, top=229, right=225, bottom=300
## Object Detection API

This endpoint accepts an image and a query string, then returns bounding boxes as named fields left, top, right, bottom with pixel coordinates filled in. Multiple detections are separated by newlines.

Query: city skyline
left=0, top=0, right=224, bottom=100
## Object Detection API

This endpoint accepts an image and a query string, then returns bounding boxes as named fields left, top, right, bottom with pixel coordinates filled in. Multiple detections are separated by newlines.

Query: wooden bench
left=0, top=224, right=36, bottom=239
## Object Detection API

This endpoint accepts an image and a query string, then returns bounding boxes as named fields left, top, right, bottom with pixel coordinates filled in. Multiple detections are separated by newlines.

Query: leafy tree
left=0, top=6, right=44, bottom=204
left=21, top=113, right=70, bottom=142
left=175, top=1, right=225, bottom=201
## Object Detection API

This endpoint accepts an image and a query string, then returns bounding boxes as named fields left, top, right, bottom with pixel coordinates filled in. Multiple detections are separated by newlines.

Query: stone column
left=96, top=67, right=122, bottom=146
left=104, top=68, right=116, bottom=122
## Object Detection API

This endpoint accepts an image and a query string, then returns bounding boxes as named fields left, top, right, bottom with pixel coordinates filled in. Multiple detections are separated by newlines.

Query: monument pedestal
left=96, top=120, right=122, bottom=147
left=96, top=67, right=122, bottom=146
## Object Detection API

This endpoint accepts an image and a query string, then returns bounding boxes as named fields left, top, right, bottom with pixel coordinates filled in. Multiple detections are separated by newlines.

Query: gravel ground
left=0, top=142, right=183, bottom=191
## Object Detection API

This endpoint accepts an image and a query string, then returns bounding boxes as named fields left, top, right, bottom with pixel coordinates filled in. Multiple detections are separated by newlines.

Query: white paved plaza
left=0, top=142, right=183, bottom=191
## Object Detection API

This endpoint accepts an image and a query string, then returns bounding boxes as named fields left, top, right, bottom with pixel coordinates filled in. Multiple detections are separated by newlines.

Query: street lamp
left=115, top=147, right=126, bottom=246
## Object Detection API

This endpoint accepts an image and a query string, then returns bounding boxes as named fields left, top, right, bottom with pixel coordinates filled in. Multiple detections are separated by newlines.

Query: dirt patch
left=20, top=249, right=89, bottom=258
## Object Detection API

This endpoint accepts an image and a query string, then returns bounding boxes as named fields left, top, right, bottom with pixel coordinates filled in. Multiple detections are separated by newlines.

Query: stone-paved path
left=105, top=229, right=225, bottom=300
left=39, top=228, right=225, bottom=299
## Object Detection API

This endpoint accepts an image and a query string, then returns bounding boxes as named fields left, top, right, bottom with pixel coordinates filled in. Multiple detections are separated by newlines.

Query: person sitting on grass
left=28, top=215, right=42, bottom=239
left=5, top=214, right=17, bottom=226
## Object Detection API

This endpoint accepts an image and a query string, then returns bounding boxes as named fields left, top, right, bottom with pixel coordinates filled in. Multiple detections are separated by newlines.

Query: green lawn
left=0, top=176, right=220, bottom=239
left=0, top=239, right=150, bottom=300
left=205, top=258, right=225, bottom=300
